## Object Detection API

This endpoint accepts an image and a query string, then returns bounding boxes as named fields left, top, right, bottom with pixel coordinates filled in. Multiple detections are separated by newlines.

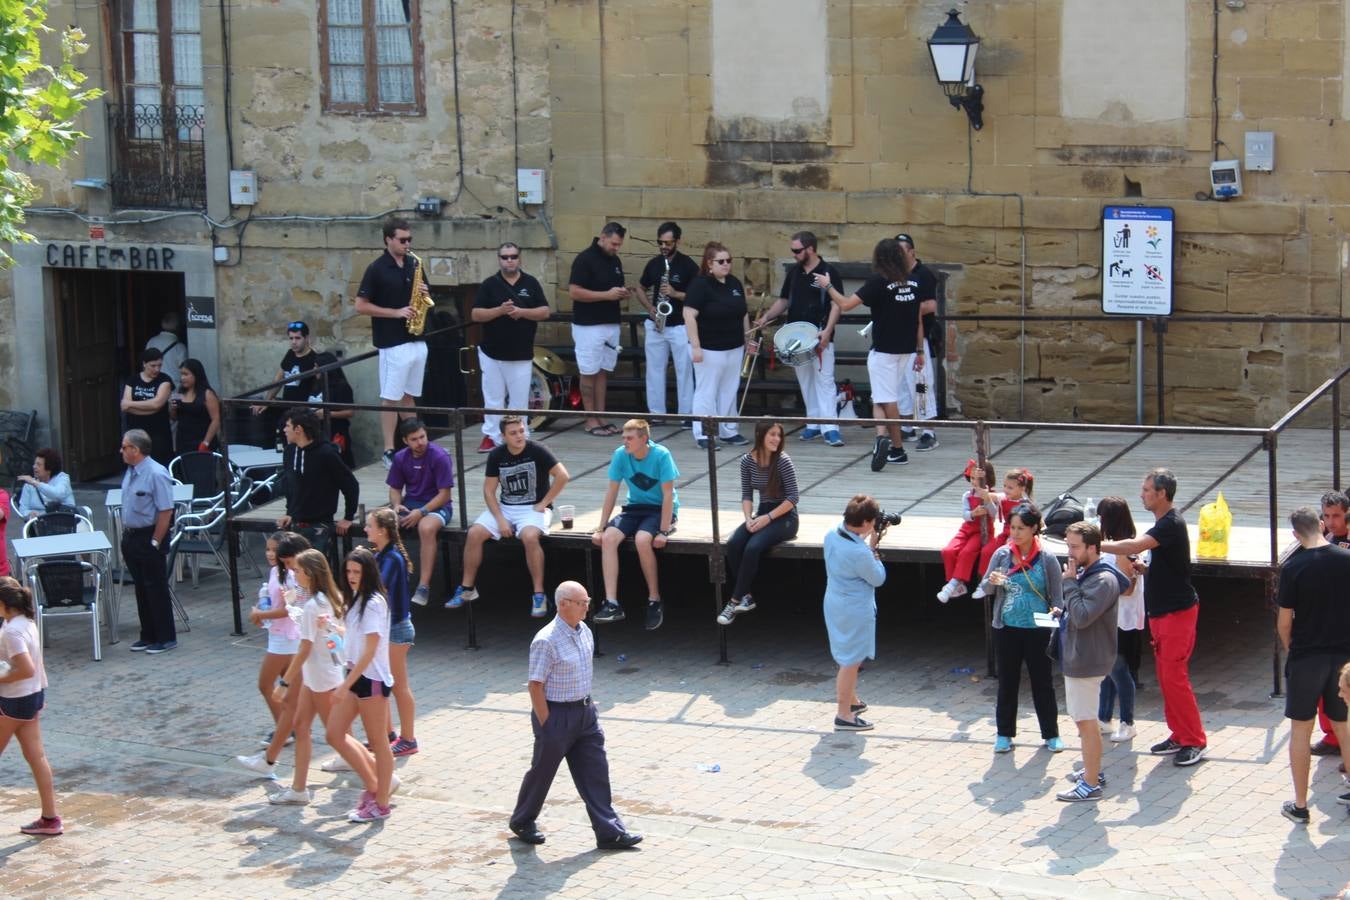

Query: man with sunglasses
left=472, top=243, right=551, bottom=452
left=636, top=222, right=699, bottom=425
left=354, top=218, right=432, bottom=468
left=567, top=222, right=630, bottom=436
left=249, top=320, right=319, bottom=444
left=754, top=232, right=844, bottom=445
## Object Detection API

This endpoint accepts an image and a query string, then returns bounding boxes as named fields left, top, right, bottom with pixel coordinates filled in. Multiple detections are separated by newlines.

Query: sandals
left=586, top=424, right=620, bottom=436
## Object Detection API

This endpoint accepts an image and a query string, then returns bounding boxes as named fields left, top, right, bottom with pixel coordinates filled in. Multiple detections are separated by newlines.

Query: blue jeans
left=1098, top=653, right=1136, bottom=724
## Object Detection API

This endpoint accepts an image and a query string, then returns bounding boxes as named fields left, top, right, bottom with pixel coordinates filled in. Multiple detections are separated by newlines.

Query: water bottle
left=326, top=627, right=344, bottom=667
left=257, top=583, right=271, bottom=611
left=1084, top=497, right=1097, bottom=528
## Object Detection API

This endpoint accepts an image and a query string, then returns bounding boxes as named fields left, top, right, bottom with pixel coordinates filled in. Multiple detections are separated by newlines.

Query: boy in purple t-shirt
left=385, top=418, right=456, bottom=605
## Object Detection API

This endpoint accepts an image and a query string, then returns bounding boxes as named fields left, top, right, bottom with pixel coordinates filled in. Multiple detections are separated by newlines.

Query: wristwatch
left=278, top=679, right=290, bottom=688
left=658, top=529, right=672, bottom=537
left=150, top=538, right=160, bottom=549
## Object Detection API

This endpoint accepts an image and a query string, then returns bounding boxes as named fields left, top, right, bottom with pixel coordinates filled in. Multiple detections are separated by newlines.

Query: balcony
left=106, top=104, right=206, bottom=210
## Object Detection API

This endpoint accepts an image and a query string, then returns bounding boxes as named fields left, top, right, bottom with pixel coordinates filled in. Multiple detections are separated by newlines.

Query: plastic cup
left=558, top=505, right=576, bottom=530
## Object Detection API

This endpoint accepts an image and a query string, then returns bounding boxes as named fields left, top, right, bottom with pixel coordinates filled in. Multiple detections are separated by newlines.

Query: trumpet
left=740, top=291, right=769, bottom=379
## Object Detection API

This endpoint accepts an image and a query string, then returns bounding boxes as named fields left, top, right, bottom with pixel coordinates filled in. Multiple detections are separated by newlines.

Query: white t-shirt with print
left=344, top=593, right=393, bottom=687
left=299, top=593, right=345, bottom=692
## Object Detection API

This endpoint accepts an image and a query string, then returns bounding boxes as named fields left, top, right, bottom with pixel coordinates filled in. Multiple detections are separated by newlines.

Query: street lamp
left=927, top=9, right=984, bottom=131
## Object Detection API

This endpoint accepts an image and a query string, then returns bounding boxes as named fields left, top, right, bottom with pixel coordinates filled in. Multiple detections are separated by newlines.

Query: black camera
left=874, top=509, right=902, bottom=533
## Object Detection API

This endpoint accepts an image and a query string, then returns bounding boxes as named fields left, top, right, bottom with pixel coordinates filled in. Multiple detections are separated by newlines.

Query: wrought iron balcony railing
left=106, top=103, right=206, bottom=210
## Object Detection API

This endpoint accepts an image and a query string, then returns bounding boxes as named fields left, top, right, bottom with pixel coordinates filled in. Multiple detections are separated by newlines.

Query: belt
left=547, top=695, right=592, bottom=707
left=124, top=526, right=155, bottom=534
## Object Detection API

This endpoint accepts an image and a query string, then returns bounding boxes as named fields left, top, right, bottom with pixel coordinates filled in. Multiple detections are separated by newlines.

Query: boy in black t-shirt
left=450, top=417, right=570, bottom=618
left=250, top=321, right=319, bottom=445
left=1275, top=507, right=1350, bottom=823
left=1101, top=468, right=1208, bottom=766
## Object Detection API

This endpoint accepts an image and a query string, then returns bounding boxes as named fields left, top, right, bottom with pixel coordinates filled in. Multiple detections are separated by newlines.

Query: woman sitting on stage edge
left=823, top=494, right=887, bottom=732
left=717, top=420, right=800, bottom=626
left=974, top=502, right=1064, bottom=753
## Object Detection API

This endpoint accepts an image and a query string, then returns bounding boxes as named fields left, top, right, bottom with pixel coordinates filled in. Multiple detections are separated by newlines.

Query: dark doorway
left=55, top=268, right=185, bottom=480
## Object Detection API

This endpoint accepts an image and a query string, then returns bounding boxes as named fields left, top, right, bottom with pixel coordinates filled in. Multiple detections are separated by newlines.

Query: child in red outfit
left=937, top=460, right=998, bottom=603
left=0, top=484, right=10, bottom=578
left=974, top=468, right=1035, bottom=594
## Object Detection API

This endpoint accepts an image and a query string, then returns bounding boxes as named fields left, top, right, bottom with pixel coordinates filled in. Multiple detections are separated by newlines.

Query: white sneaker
left=1111, top=723, right=1137, bottom=742
left=1098, top=720, right=1113, bottom=734
left=269, top=787, right=312, bottom=805
left=936, top=579, right=967, bottom=604
left=321, top=755, right=353, bottom=773
left=971, top=585, right=987, bottom=599
left=235, top=752, right=278, bottom=780
left=389, top=772, right=402, bottom=795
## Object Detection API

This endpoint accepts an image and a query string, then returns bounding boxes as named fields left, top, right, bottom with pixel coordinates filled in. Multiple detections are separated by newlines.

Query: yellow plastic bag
left=1197, top=492, right=1231, bottom=558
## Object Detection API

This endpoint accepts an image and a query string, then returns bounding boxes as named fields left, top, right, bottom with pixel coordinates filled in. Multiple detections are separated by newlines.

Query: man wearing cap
left=894, top=233, right=939, bottom=452
left=250, top=320, right=320, bottom=444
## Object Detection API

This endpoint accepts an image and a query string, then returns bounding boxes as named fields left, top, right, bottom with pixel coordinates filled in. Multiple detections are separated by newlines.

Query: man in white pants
left=473, top=243, right=551, bottom=452
left=895, top=233, right=940, bottom=451
left=636, top=222, right=699, bottom=425
left=755, top=231, right=844, bottom=445
left=353, top=218, right=431, bottom=468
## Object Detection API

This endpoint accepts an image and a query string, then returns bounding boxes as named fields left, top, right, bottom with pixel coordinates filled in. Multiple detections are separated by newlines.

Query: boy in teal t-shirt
left=593, top=419, right=679, bottom=630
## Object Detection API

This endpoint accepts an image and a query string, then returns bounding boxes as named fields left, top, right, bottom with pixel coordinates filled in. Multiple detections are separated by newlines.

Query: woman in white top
left=235, top=532, right=309, bottom=778
left=326, top=547, right=396, bottom=823
left=267, top=549, right=348, bottom=805
left=0, top=577, right=60, bottom=835
left=1095, top=497, right=1147, bottom=743
left=14, top=448, right=76, bottom=519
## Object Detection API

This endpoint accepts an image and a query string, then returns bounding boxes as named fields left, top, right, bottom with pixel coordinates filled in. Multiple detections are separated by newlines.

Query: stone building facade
left=4, top=0, right=1348, bottom=476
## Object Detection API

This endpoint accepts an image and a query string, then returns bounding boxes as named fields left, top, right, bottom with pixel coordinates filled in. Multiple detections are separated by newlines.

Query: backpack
left=1041, top=492, right=1084, bottom=538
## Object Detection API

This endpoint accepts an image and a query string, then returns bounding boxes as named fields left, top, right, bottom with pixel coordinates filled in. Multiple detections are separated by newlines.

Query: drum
left=528, top=347, right=568, bottom=430
left=773, top=322, right=820, bottom=367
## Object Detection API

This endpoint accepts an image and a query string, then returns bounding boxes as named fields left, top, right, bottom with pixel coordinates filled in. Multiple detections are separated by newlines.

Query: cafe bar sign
left=45, top=242, right=177, bottom=271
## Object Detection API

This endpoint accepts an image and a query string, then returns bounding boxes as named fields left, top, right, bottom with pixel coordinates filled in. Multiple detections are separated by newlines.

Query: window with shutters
left=320, top=0, right=425, bottom=115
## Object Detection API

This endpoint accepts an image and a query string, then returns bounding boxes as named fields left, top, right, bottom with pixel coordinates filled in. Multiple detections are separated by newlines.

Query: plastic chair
left=27, top=559, right=102, bottom=661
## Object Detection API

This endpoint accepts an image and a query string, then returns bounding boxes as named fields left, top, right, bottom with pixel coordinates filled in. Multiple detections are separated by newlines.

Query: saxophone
left=406, top=252, right=434, bottom=336
left=654, top=256, right=673, bottom=332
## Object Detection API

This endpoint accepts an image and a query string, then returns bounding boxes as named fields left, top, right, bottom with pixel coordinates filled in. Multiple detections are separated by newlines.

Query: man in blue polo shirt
left=591, top=419, right=678, bottom=630
left=119, top=429, right=177, bottom=654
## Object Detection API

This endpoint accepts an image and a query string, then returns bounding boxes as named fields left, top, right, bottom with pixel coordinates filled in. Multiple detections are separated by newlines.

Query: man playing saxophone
left=636, top=222, right=699, bottom=424
left=354, top=218, right=433, bottom=468
left=472, top=243, right=551, bottom=453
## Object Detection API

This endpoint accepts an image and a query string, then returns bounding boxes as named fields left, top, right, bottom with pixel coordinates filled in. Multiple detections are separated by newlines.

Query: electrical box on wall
left=1210, top=160, right=1243, bottom=199
left=517, top=168, right=545, bottom=205
left=1244, top=131, right=1274, bottom=172
left=229, top=170, right=258, bottom=205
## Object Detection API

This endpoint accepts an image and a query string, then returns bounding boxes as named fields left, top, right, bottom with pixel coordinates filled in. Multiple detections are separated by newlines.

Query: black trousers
left=994, top=625, right=1059, bottom=740
left=121, top=530, right=176, bottom=645
left=510, top=700, right=624, bottom=840
left=725, top=505, right=798, bottom=600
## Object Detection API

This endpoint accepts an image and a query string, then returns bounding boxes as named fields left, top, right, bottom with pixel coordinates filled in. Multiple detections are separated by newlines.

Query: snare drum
left=773, top=321, right=820, bottom=367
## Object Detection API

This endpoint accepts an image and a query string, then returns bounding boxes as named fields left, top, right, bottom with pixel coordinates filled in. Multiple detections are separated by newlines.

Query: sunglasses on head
left=287, top=322, right=307, bottom=334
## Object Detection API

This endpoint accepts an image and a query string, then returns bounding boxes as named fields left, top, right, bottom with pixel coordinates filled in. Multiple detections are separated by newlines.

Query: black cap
left=894, top=233, right=915, bottom=249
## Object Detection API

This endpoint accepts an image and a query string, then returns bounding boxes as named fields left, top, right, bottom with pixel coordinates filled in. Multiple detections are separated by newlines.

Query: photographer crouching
left=824, top=494, right=898, bottom=732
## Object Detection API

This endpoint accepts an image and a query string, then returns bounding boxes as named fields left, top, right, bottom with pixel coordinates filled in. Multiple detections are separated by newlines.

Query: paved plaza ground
left=2, top=546, right=1349, bottom=898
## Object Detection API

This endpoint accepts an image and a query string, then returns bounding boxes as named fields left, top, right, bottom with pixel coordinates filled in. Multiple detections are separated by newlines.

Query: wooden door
left=56, top=270, right=123, bottom=480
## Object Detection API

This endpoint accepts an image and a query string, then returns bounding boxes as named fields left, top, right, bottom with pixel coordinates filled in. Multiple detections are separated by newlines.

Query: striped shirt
left=527, top=616, right=594, bottom=701
left=739, top=452, right=800, bottom=506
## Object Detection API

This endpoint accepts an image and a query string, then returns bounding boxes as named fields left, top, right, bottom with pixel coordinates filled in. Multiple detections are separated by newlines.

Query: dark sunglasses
left=789, top=246, right=806, bottom=254
left=713, top=257, right=732, bottom=264
left=394, top=236, right=412, bottom=244
left=499, top=253, right=520, bottom=260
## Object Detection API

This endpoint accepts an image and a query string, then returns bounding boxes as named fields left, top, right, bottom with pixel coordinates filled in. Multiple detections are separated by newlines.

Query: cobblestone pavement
left=2, top=553, right=1348, bottom=899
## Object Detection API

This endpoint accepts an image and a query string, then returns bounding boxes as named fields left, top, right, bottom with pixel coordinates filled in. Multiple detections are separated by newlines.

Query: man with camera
left=822, top=495, right=891, bottom=731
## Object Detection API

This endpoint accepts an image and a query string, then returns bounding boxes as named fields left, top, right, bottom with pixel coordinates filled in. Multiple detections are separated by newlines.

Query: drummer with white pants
left=472, top=244, right=551, bottom=453
left=754, top=232, right=844, bottom=445
left=894, top=234, right=939, bottom=452
left=637, top=222, right=700, bottom=422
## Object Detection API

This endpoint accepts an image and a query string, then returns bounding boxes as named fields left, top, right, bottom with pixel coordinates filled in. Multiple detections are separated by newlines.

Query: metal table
left=12, top=531, right=114, bottom=645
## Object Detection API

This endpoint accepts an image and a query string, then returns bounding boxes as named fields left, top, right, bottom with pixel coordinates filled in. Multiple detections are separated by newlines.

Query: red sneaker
left=20, top=816, right=62, bottom=836
left=477, top=436, right=497, bottom=454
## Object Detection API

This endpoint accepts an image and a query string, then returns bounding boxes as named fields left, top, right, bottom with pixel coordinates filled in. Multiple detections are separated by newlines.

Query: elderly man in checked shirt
left=508, top=581, right=643, bottom=850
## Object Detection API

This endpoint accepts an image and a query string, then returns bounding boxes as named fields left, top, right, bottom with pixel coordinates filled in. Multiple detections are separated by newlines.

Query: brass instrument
left=654, top=256, right=673, bottom=332
left=406, top=252, right=434, bottom=336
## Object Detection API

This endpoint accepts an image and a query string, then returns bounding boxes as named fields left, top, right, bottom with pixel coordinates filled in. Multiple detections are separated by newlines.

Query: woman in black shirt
left=683, top=242, right=751, bottom=450
left=171, top=358, right=221, bottom=455
left=121, top=348, right=175, bottom=465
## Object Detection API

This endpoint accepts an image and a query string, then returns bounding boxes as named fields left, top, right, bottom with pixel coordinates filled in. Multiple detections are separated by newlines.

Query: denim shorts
left=389, top=617, right=415, bottom=646
left=0, top=690, right=45, bottom=721
left=608, top=505, right=676, bottom=539
left=350, top=674, right=392, bottom=699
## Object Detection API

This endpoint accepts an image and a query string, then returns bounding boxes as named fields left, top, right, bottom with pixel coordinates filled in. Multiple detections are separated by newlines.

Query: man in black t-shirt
left=1101, top=468, right=1208, bottom=766
left=636, top=222, right=699, bottom=423
left=895, top=234, right=940, bottom=451
left=353, top=218, right=432, bottom=468
left=756, top=232, right=844, bottom=445
left=473, top=243, right=551, bottom=454
left=1310, top=489, right=1350, bottom=756
left=1275, top=507, right=1350, bottom=823
left=250, top=320, right=319, bottom=444
left=567, top=222, right=630, bottom=436
left=823, top=238, right=920, bottom=470
left=452, top=416, right=570, bottom=619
